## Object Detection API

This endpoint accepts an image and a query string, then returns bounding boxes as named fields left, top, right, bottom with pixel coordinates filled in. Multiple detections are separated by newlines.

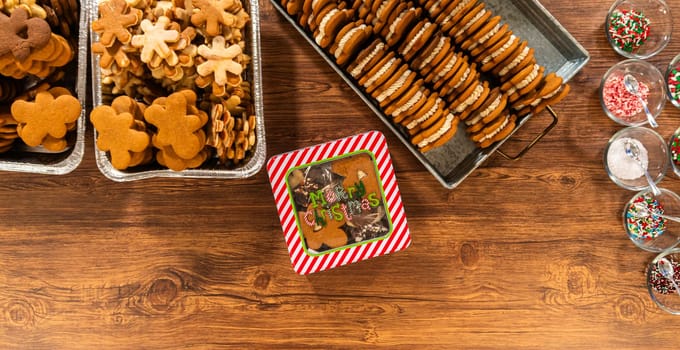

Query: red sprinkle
left=603, top=74, right=650, bottom=121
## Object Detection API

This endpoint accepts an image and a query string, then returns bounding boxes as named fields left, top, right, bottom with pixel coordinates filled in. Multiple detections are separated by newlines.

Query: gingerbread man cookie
left=0, top=8, right=51, bottom=61
left=144, top=90, right=207, bottom=160
left=191, top=0, right=240, bottom=36
left=92, top=0, right=142, bottom=47
left=297, top=211, right=348, bottom=251
left=11, top=90, right=80, bottom=148
left=90, top=105, right=151, bottom=170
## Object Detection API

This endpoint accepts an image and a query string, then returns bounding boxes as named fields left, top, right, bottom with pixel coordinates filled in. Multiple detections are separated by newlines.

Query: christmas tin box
left=267, top=130, right=411, bottom=274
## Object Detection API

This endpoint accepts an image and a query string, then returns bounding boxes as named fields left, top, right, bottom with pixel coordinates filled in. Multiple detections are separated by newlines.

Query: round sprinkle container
left=604, top=126, right=668, bottom=192
left=649, top=257, right=680, bottom=295
left=602, top=74, right=650, bottom=121
left=608, top=8, right=651, bottom=53
left=666, top=54, right=680, bottom=107
left=605, top=0, right=672, bottom=59
left=669, top=127, right=680, bottom=176
left=625, top=192, right=666, bottom=240
left=600, top=59, right=666, bottom=127
left=623, top=188, right=680, bottom=252
left=647, top=248, right=680, bottom=314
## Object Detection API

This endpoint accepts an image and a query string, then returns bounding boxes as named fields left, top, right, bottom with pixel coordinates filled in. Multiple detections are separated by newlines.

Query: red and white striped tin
left=267, top=130, right=411, bottom=274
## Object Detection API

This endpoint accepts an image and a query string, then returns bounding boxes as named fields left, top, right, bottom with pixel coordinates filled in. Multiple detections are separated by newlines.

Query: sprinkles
left=626, top=193, right=666, bottom=240
left=603, top=74, right=650, bottom=120
left=667, top=65, right=680, bottom=104
left=608, top=9, right=651, bottom=53
left=650, top=258, right=680, bottom=294
left=671, top=133, right=680, bottom=170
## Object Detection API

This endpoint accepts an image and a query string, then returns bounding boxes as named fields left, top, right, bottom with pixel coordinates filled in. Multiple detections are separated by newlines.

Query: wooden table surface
left=3, top=0, right=680, bottom=348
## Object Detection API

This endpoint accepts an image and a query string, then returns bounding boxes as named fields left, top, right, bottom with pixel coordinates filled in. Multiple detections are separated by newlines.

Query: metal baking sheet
left=271, top=0, right=589, bottom=188
left=0, top=0, right=87, bottom=175
left=88, top=0, right=266, bottom=181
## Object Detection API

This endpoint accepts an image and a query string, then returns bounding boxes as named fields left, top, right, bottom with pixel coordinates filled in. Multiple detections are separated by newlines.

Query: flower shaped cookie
left=130, top=16, right=180, bottom=65
left=197, top=35, right=243, bottom=88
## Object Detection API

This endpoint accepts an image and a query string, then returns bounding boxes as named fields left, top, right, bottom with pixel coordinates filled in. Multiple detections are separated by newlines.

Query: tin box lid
left=267, top=130, right=411, bottom=274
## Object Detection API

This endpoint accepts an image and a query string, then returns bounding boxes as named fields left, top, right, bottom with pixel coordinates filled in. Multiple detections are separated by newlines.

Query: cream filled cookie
left=477, top=32, right=519, bottom=72
left=307, top=0, right=339, bottom=32
left=469, top=24, right=510, bottom=58
left=358, top=52, right=400, bottom=94
left=382, top=4, right=422, bottom=47
left=331, top=20, right=373, bottom=67
left=448, top=1, right=490, bottom=43
left=474, top=113, right=516, bottom=149
left=402, top=93, right=445, bottom=134
left=398, top=19, right=437, bottom=62
left=369, top=0, right=401, bottom=34
left=429, top=51, right=464, bottom=89
left=422, top=0, right=455, bottom=20
left=512, top=72, right=560, bottom=111
left=412, top=111, right=459, bottom=152
left=313, top=6, right=355, bottom=49
left=460, top=15, right=501, bottom=51
left=504, top=64, right=544, bottom=102
left=436, top=0, right=476, bottom=34
left=493, top=40, right=534, bottom=79
left=532, top=82, right=570, bottom=115
left=465, top=88, right=507, bottom=131
left=448, top=79, right=489, bottom=120
left=372, top=64, right=418, bottom=108
left=347, top=38, right=388, bottom=79
left=411, top=32, right=451, bottom=76
left=387, top=84, right=429, bottom=123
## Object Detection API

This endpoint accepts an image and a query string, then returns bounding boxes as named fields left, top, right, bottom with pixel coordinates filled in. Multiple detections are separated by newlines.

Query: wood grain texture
left=3, top=0, right=680, bottom=349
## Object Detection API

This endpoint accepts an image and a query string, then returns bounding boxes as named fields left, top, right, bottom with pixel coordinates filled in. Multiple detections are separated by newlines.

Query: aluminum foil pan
left=88, top=0, right=265, bottom=181
left=0, top=1, right=87, bottom=175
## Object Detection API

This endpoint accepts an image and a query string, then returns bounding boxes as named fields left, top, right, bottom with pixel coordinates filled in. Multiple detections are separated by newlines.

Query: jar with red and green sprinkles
left=669, top=127, right=680, bottom=175
left=666, top=54, right=680, bottom=107
left=605, top=0, right=673, bottom=59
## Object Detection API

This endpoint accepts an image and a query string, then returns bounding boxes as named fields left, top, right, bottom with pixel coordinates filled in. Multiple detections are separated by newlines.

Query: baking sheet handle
left=495, top=105, right=558, bottom=161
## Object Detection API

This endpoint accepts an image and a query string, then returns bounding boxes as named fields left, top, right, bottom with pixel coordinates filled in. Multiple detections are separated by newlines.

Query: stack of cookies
left=90, top=0, right=257, bottom=171
left=281, top=0, right=570, bottom=151
left=0, top=0, right=81, bottom=153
